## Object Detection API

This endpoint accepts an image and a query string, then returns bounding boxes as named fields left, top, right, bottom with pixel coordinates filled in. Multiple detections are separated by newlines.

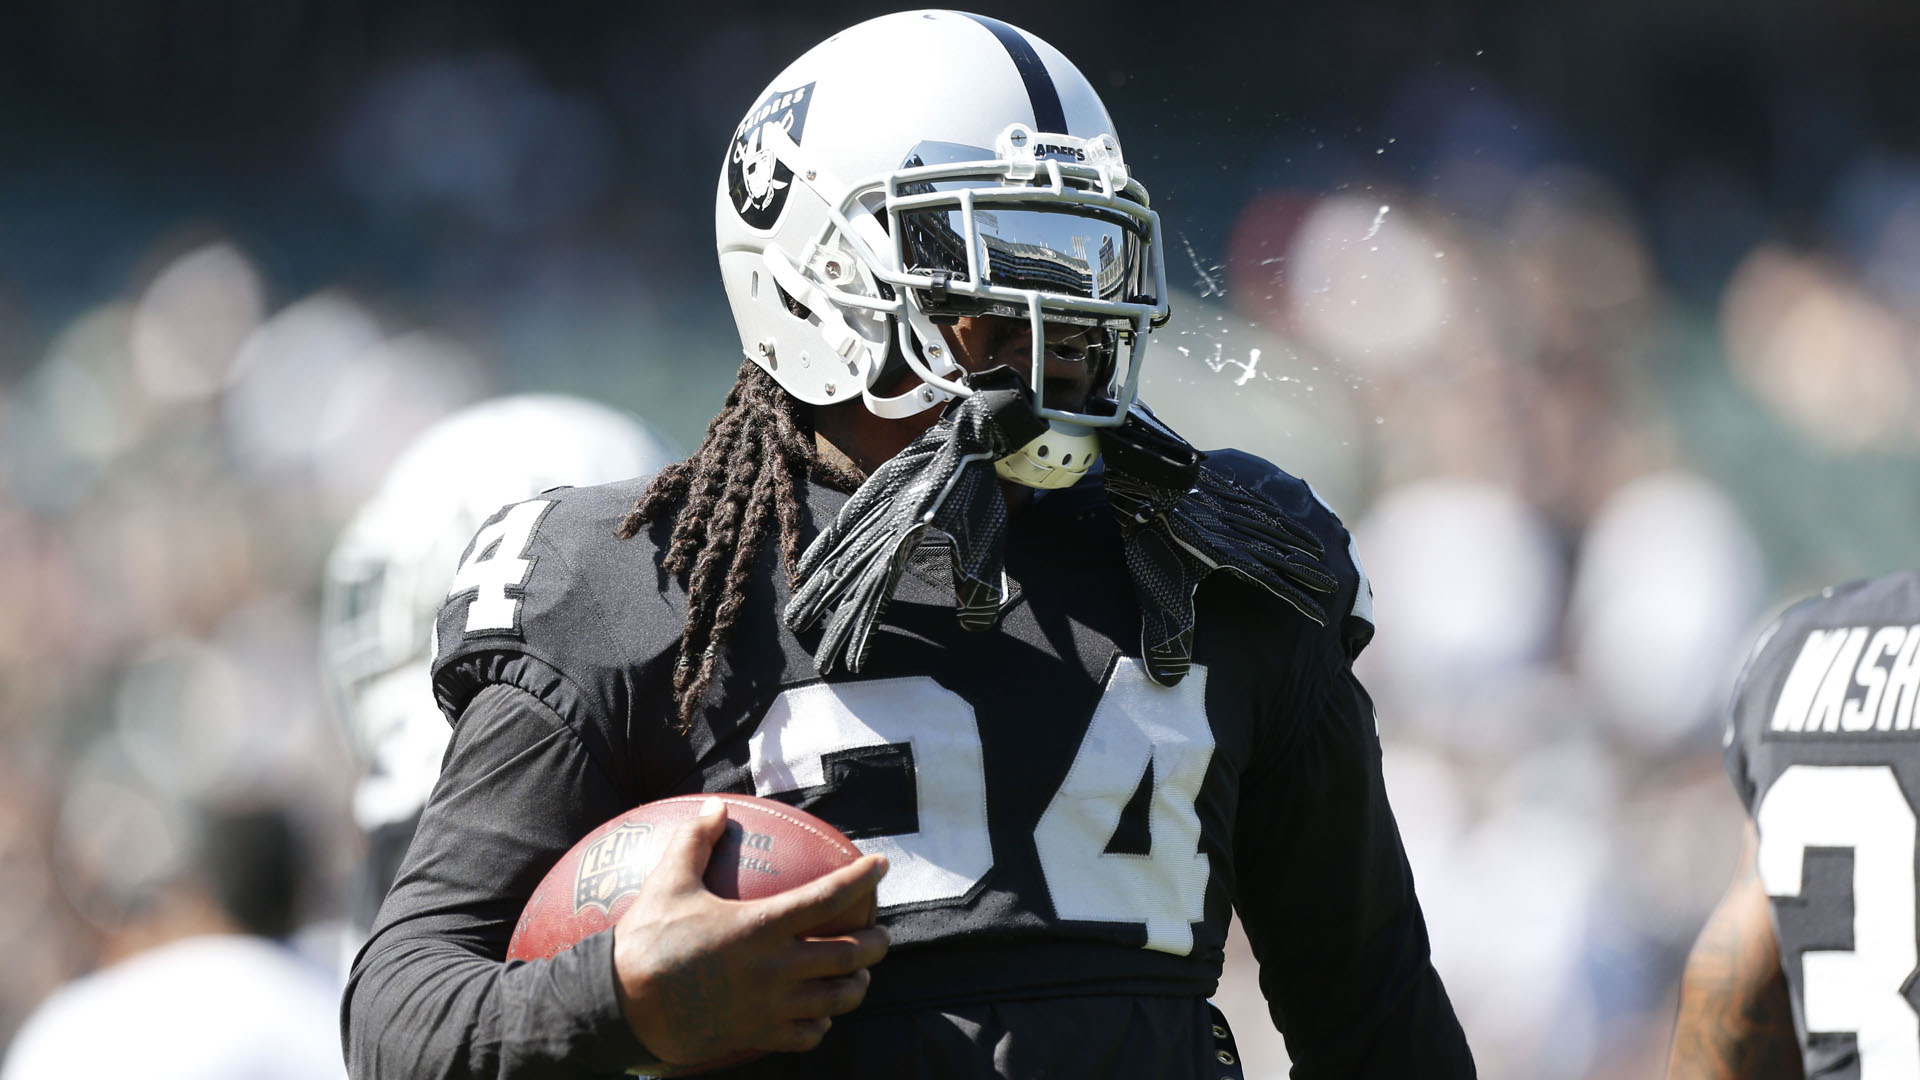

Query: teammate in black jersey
left=343, top=11, right=1473, bottom=1078
left=321, top=396, right=674, bottom=962
left=1669, top=571, right=1920, bottom=1079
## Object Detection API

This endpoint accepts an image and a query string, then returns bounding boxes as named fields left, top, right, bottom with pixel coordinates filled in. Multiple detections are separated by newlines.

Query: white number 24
left=1757, top=765, right=1920, bottom=1079
left=747, top=658, right=1216, bottom=956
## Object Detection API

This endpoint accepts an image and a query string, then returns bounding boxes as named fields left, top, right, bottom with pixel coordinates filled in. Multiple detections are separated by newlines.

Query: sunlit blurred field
left=3, top=3, right=1919, bottom=1077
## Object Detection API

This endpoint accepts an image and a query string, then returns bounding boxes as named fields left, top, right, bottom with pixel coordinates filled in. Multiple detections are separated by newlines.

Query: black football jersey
left=1726, top=570, right=1920, bottom=1078
left=344, top=450, right=1473, bottom=1079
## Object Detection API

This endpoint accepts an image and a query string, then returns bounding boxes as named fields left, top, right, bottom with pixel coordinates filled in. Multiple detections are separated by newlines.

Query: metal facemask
left=757, top=122, right=1170, bottom=488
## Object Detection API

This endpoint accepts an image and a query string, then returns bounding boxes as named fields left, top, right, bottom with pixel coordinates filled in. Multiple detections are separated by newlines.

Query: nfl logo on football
left=573, top=822, right=655, bottom=912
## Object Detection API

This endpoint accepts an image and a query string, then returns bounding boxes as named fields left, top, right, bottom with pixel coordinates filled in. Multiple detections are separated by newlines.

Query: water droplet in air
left=1362, top=204, right=1390, bottom=241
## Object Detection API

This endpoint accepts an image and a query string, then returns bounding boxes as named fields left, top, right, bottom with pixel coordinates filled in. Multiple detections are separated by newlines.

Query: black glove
left=784, top=367, right=1044, bottom=675
left=1100, top=408, right=1338, bottom=686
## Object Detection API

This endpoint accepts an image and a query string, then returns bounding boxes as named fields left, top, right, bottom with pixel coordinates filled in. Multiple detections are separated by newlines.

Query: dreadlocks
left=617, top=359, right=864, bottom=728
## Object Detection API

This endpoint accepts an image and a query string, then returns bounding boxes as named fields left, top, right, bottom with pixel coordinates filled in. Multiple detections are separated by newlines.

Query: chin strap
left=785, top=367, right=1044, bottom=675
left=787, top=390, right=1339, bottom=685
left=1099, top=408, right=1338, bottom=685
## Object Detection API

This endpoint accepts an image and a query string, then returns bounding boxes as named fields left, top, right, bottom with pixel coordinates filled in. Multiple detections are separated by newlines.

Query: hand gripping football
left=508, top=793, right=870, bottom=963
left=507, top=794, right=870, bottom=1076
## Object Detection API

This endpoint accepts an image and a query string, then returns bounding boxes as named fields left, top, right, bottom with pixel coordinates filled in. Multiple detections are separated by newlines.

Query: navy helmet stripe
left=960, top=13, right=1068, bottom=135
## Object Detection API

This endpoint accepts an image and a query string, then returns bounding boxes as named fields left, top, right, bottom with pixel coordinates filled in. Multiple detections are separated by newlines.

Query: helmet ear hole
left=776, top=281, right=814, bottom=323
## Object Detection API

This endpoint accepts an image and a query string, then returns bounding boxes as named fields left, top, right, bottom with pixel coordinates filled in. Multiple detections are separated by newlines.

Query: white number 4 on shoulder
left=449, top=500, right=553, bottom=633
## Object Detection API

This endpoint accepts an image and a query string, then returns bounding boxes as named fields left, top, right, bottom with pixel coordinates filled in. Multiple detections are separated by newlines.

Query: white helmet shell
left=714, top=10, right=1168, bottom=446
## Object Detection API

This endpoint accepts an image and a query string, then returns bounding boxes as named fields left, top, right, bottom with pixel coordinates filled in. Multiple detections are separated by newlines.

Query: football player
left=322, top=395, right=675, bottom=952
left=344, top=12, right=1475, bottom=1078
left=1669, top=570, right=1920, bottom=1079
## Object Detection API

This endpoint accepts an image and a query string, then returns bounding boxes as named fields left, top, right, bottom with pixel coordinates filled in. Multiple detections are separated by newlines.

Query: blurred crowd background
left=3, top=1, right=1919, bottom=1077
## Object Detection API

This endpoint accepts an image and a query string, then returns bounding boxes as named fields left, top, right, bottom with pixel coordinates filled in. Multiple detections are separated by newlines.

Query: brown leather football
left=507, top=792, right=870, bottom=961
left=506, top=794, right=870, bottom=1076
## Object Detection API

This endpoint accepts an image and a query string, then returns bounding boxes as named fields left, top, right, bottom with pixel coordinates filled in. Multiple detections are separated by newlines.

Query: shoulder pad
left=1200, top=449, right=1375, bottom=660
left=430, top=478, right=680, bottom=723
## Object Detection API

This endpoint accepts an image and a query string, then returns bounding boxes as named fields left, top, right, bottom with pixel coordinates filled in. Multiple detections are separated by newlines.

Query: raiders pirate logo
left=573, top=821, right=656, bottom=913
left=727, top=82, right=816, bottom=230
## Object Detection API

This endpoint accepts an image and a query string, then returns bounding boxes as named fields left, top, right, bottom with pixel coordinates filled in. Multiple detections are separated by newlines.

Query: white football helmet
left=714, top=10, right=1169, bottom=489
left=320, top=394, right=676, bottom=830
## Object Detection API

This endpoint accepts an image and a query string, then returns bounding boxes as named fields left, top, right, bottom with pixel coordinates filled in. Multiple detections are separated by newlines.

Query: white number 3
left=449, top=500, right=551, bottom=633
left=1757, top=765, right=1920, bottom=1079
left=748, top=657, right=1216, bottom=956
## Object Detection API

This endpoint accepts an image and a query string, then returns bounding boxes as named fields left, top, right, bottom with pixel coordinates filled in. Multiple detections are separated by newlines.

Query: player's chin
left=1039, top=375, right=1097, bottom=415
left=982, top=344, right=1096, bottom=413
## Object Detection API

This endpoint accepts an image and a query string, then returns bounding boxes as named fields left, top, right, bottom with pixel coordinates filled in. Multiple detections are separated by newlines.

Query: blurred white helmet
left=321, top=394, right=676, bottom=828
left=715, top=10, right=1169, bottom=487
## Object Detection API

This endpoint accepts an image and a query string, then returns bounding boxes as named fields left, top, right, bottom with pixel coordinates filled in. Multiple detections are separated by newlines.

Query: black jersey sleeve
left=341, top=682, right=648, bottom=1079
left=1230, top=622, right=1474, bottom=1078
left=427, top=484, right=693, bottom=799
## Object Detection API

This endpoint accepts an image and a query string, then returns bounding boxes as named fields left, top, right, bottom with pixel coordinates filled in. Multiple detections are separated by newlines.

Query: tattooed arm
left=1665, top=825, right=1804, bottom=1080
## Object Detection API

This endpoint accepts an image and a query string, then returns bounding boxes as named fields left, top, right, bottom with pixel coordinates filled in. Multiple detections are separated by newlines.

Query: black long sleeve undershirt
left=1231, top=650, right=1473, bottom=1077
left=342, top=683, right=648, bottom=1079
